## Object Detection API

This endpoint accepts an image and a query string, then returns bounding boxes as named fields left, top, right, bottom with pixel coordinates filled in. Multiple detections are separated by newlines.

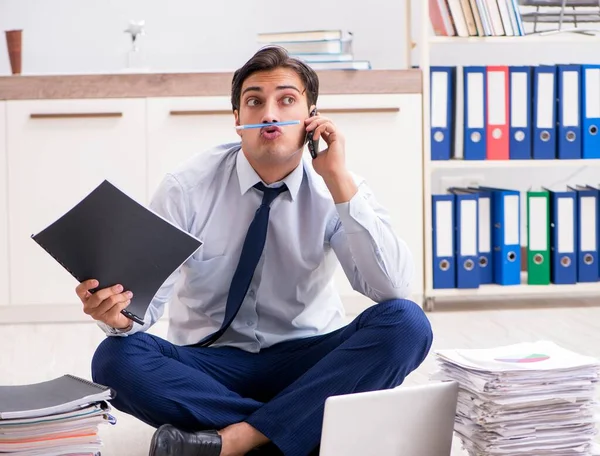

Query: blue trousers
left=91, top=299, right=433, bottom=456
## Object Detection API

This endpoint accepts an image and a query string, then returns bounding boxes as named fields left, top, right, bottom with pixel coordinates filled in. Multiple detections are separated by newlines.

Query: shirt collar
left=236, top=148, right=304, bottom=201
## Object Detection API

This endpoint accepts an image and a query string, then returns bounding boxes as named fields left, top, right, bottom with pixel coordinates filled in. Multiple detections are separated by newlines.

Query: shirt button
left=246, top=320, right=254, bottom=327
left=248, top=289, right=255, bottom=298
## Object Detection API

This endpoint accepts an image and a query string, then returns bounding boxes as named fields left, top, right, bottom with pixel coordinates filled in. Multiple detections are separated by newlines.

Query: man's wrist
left=323, top=170, right=358, bottom=204
left=113, top=321, right=133, bottom=332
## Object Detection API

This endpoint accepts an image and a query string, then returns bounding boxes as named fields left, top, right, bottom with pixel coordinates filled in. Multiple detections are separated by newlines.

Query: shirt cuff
left=97, top=320, right=137, bottom=336
left=335, top=188, right=375, bottom=235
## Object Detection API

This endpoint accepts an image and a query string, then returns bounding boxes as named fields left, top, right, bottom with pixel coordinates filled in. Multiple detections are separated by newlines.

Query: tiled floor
left=1, top=297, right=599, bottom=455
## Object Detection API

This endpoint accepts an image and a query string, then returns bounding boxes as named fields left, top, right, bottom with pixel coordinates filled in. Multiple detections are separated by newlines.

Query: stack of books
left=257, top=29, right=371, bottom=70
left=429, top=0, right=525, bottom=36
left=0, top=374, right=116, bottom=455
left=432, top=341, right=600, bottom=455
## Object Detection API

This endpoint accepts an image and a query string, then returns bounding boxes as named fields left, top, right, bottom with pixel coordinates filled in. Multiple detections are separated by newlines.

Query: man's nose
left=261, top=100, right=279, bottom=124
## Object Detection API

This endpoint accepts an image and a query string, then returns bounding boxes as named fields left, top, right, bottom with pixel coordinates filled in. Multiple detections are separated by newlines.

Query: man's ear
left=234, top=109, right=242, bottom=138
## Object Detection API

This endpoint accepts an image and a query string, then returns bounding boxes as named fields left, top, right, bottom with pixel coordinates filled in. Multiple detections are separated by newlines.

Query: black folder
left=31, top=180, right=202, bottom=325
left=0, top=374, right=115, bottom=420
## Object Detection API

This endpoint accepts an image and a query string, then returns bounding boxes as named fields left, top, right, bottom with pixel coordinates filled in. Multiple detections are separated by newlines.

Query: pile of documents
left=0, top=374, right=116, bottom=455
left=432, top=341, right=600, bottom=455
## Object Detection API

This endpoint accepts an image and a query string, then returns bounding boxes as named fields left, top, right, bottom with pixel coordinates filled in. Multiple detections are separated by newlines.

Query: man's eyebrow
left=242, top=86, right=262, bottom=96
left=241, top=85, right=303, bottom=96
left=276, top=85, right=302, bottom=93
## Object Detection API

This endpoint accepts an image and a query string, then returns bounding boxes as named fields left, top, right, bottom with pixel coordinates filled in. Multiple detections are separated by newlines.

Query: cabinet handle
left=30, top=112, right=123, bottom=119
left=169, top=110, right=231, bottom=116
left=318, top=107, right=400, bottom=114
left=169, top=108, right=399, bottom=116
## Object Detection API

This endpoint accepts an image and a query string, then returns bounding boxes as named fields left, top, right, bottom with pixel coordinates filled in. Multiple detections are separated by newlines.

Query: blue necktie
left=196, top=182, right=288, bottom=347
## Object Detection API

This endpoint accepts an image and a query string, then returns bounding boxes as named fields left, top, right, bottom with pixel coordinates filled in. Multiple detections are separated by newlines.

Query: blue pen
left=235, top=120, right=301, bottom=130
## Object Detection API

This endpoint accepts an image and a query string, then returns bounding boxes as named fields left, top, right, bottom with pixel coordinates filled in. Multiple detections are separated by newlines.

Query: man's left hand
left=304, top=114, right=347, bottom=180
left=304, top=114, right=357, bottom=204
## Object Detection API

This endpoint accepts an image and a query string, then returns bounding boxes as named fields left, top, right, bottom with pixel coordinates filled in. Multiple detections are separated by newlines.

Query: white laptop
left=319, top=381, right=459, bottom=456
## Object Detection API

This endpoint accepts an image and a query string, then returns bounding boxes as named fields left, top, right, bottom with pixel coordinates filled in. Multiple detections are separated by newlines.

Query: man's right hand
left=76, top=279, right=133, bottom=330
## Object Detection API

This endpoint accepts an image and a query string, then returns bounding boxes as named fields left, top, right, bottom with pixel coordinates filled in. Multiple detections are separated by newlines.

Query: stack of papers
left=432, top=341, right=600, bottom=455
left=0, top=375, right=116, bottom=455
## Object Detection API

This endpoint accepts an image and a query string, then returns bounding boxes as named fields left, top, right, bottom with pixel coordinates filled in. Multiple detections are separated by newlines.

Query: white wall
left=0, top=0, right=410, bottom=75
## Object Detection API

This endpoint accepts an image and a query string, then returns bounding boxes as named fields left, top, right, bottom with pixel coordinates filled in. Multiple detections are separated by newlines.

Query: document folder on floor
left=0, top=375, right=116, bottom=455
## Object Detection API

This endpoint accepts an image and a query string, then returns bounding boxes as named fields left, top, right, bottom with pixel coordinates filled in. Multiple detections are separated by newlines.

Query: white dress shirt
left=100, top=142, right=414, bottom=353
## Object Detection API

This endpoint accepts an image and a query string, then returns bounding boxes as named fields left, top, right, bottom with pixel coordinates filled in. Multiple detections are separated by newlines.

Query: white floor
left=1, top=297, right=600, bottom=456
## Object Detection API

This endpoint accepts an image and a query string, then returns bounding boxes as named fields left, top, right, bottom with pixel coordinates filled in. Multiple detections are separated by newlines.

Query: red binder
left=486, top=66, right=509, bottom=160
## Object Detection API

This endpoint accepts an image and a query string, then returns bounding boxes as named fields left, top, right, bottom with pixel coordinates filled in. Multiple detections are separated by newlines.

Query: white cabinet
left=3, top=92, right=424, bottom=318
left=317, top=94, right=424, bottom=307
left=6, top=99, right=147, bottom=307
left=0, top=102, right=7, bottom=307
left=147, top=97, right=239, bottom=199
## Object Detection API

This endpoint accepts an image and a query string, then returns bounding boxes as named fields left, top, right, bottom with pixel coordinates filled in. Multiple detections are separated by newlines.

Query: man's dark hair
left=231, top=46, right=319, bottom=112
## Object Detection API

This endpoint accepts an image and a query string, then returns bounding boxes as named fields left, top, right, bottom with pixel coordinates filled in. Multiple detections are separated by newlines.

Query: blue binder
left=464, top=66, right=487, bottom=160
left=557, top=64, right=582, bottom=159
left=509, top=66, right=532, bottom=159
left=581, top=65, right=600, bottom=159
left=533, top=65, right=557, bottom=159
left=449, top=188, right=479, bottom=289
left=432, top=194, right=456, bottom=289
left=430, top=67, right=455, bottom=161
left=466, top=187, right=494, bottom=284
left=476, top=189, right=494, bottom=284
left=547, top=187, right=577, bottom=284
left=478, top=187, right=521, bottom=285
left=574, top=186, right=599, bottom=282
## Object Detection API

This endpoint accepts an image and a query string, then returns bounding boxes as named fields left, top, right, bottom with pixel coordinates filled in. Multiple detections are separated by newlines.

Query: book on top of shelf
left=291, top=53, right=354, bottom=62
left=265, top=38, right=353, bottom=55
left=257, top=30, right=352, bottom=43
left=305, top=60, right=371, bottom=71
left=429, top=0, right=526, bottom=37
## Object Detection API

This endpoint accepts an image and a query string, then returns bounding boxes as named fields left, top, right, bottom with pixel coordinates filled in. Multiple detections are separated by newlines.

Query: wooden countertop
left=0, top=69, right=421, bottom=100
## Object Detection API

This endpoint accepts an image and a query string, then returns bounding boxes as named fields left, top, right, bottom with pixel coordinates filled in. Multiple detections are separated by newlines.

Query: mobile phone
left=306, top=108, right=319, bottom=159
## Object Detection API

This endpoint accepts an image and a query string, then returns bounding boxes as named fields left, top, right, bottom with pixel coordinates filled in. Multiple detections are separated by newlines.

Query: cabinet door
left=7, top=99, right=147, bottom=307
left=0, top=102, right=7, bottom=307
left=317, top=94, right=423, bottom=306
left=147, top=97, right=239, bottom=198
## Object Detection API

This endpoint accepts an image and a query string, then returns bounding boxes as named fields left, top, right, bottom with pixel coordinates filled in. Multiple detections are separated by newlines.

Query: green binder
left=527, top=190, right=550, bottom=285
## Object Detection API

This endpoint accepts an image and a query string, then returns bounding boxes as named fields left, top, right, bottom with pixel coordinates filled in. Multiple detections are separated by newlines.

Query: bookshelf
left=429, top=275, right=600, bottom=299
left=430, top=158, right=600, bottom=170
left=419, top=2, right=600, bottom=312
left=429, top=34, right=600, bottom=44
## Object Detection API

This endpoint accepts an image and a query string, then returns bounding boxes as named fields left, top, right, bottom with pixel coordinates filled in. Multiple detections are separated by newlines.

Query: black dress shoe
left=149, top=424, right=222, bottom=456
